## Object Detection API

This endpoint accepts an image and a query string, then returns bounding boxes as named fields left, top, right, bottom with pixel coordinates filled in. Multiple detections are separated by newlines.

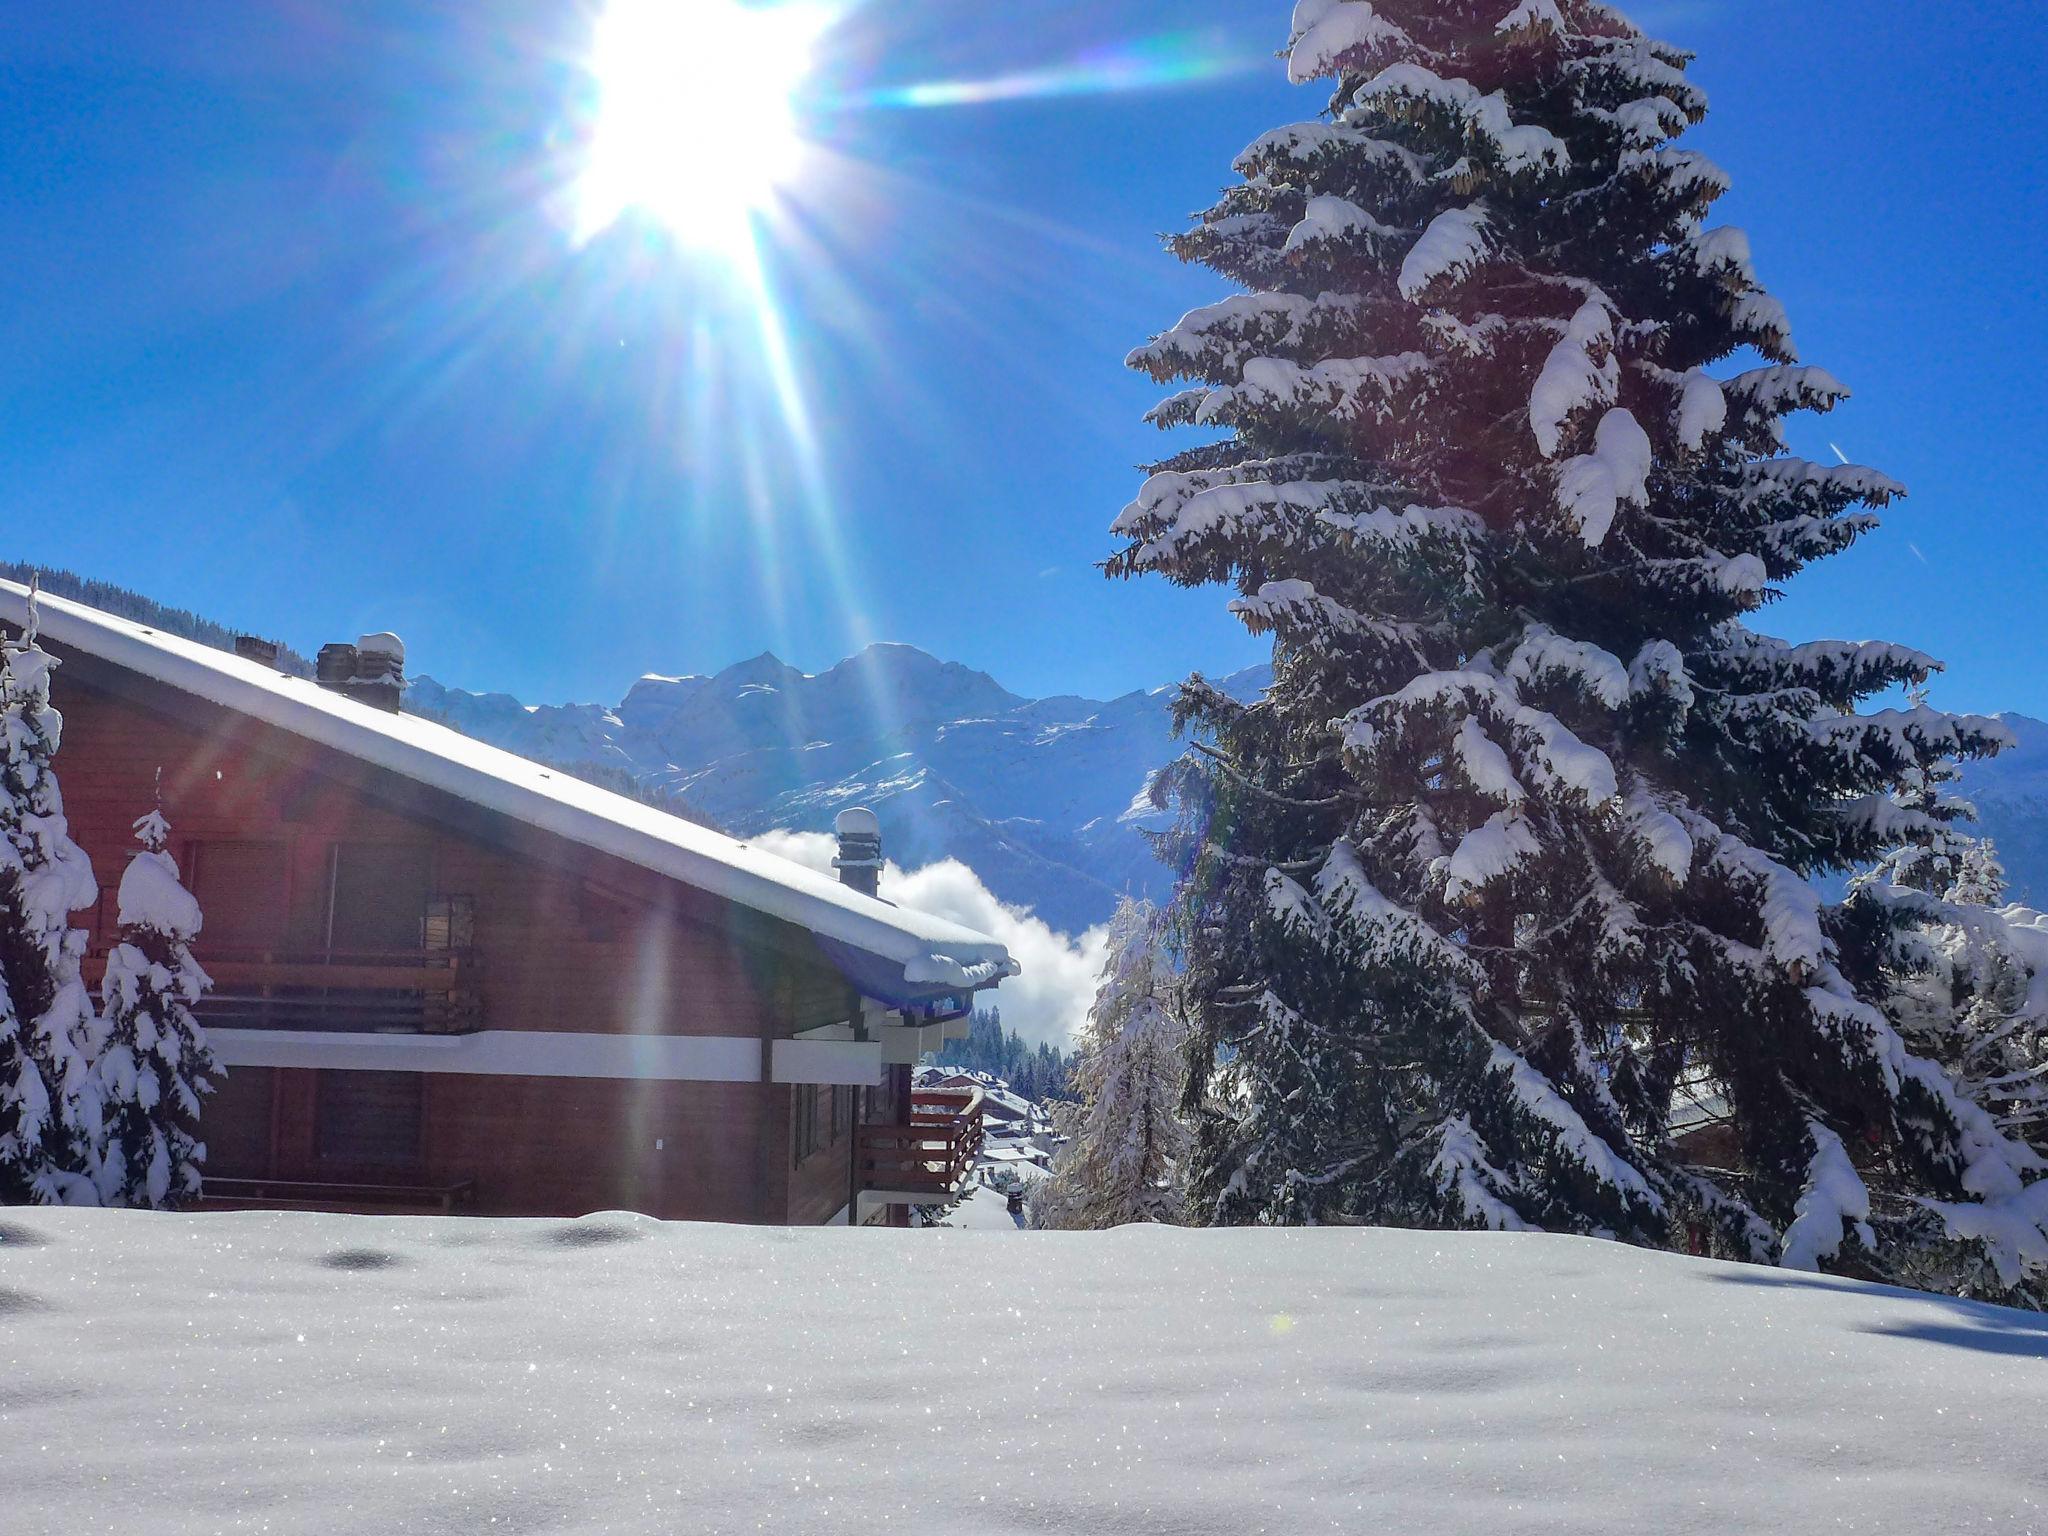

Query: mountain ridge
left=8, top=565, right=2040, bottom=928
left=411, top=648, right=2048, bottom=926
left=408, top=641, right=1266, bottom=932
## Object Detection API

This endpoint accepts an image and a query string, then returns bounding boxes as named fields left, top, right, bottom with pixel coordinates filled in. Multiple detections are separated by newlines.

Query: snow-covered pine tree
left=1111, top=0, right=2048, bottom=1294
left=92, top=799, right=216, bottom=1209
left=0, top=582, right=103, bottom=1205
left=1040, top=899, right=1191, bottom=1228
left=1838, top=798, right=2048, bottom=1300
left=1849, top=697, right=1985, bottom=900
left=1945, top=838, right=2009, bottom=910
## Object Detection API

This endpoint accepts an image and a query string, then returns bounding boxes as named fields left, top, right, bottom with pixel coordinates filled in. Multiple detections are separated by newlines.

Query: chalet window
left=189, top=841, right=293, bottom=953
left=793, top=1084, right=821, bottom=1165
left=795, top=1082, right=871, bottom=1167
left=202, top=1067, right=277, bottom=1179
left=315, top=1070, right=424, bottom=1170
left=326, top=844, right=432, bottom=954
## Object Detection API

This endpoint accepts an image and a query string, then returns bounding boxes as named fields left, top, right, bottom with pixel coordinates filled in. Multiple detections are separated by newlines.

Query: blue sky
left=3, top=1, right=2044, bottom=715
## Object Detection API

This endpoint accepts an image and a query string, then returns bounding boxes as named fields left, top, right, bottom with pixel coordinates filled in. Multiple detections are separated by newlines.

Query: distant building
left=3, top=580, right=1013, bottom=1224
left=916, top=1065, right=1050, bottom=1132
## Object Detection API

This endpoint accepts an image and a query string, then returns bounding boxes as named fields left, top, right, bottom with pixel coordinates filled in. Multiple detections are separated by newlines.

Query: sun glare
left=575, top=0, right=827, bottom=251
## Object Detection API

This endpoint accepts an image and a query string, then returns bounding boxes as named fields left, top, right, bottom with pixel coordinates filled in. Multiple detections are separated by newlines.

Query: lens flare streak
left=847, top=30, right=1263, bottom=111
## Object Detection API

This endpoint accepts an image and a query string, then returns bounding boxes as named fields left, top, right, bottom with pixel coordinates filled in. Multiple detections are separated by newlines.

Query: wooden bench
left=198, top=1177, right=477, bottom=1216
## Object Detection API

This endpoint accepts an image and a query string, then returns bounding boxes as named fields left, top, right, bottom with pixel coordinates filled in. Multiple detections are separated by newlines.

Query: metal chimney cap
left=834, top=807, right=881, bottom=839
left=356, top=632, right=406, bottom=665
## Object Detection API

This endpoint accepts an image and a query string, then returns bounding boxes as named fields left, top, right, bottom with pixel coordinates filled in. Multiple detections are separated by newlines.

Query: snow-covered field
left=2, top=1211, right=2044, bottom=1534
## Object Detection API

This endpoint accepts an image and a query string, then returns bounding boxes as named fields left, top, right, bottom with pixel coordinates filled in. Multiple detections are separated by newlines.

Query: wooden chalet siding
left=49, top=647, right=867, bottom=1223
left=194, top=1064, right=770, bottom=1222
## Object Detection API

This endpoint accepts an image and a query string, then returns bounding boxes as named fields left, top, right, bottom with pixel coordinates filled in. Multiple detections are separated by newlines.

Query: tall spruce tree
left=1111, top=0, right=2048, bottom=1294
left=1040, top=899, right=1191, bottom=1228
left=0, top=584, right=103, bottom=1205
left=92, top=801, right=217, bottom=1209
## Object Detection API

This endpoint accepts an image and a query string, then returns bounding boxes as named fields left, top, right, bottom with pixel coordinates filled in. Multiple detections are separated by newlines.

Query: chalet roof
left=0, top=580, right=1017, bottom=1002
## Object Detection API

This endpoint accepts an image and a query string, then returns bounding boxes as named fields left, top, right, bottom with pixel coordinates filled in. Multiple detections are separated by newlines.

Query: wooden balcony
left=855, top=1088, right=984, bottom=1205
left=82, top=948, right=482, bottom=1035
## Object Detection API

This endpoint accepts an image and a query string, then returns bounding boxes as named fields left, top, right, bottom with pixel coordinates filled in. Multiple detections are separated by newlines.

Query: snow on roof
left=980, top=1144, right=1049, bottom=1165
left=980, top=1086, right=1036, bottom=1118
left=0, top=581, right=1016, bottom=997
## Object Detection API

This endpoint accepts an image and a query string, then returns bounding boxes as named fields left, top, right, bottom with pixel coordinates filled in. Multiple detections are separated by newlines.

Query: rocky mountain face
left=411, top=647, right=2048, bottom=931
left=409, top=645, right=1271, bottom=934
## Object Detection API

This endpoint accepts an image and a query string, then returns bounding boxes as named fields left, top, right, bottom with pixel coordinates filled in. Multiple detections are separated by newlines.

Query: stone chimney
left=833, top=807, right=883, bottom=898
left=234, top=635, right=283, bottom=670
left=315, top=633, right=407, bottom=714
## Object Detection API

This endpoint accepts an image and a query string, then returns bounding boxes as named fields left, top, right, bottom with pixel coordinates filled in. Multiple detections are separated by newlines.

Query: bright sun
left=575, top=0, right=827, bottom=252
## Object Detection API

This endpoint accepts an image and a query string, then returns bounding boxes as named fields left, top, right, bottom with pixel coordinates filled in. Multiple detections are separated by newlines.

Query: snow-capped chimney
left=315, top=633, right=407, bottom=713
left=833, top=807, right=883, bottom=898
left=349, top=632, right=406, bottom=714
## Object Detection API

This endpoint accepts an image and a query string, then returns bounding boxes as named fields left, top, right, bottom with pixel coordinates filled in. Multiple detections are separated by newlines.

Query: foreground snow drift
left=2, top=1212, right=2043, bottom=1534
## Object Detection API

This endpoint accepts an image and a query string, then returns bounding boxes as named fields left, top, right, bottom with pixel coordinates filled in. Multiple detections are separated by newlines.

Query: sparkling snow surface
left=3, top=1212, right=2045, bottom=1534
left=939, top=1184, right=1028, bottom=1231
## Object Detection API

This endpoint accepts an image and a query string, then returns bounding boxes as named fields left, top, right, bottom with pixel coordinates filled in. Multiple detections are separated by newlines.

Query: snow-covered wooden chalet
left=0, top=580, right=1012, bottom=1224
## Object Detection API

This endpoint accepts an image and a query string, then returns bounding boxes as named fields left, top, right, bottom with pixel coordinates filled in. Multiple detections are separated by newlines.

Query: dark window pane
left=329, top=845, right=431, bottom=953
left=793, top=1084, right=820, bottom=1165
left=202, top=1066, right=275, bottom=1178
left=315, top=1070, right=423, bottom=1169
left=190, top=842, right=292, bottom=952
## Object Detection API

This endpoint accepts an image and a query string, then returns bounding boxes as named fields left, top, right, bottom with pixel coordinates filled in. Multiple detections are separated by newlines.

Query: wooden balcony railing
left=81, top=949, right=482, bottom=1035
left=855, top=1088, right=984, bottom=1201
left=198, top=1177, right=476, bottom=1215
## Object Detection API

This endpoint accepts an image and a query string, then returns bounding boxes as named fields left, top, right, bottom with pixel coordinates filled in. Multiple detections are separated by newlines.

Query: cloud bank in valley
left=755, top=831, right=1108, bottom=1049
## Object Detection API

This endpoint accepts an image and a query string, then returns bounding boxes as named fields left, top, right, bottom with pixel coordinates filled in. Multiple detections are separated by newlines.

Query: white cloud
left=755, top=831, right=1108, bottom=1050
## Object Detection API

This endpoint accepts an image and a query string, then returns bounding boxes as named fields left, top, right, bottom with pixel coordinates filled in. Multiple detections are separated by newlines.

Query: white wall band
left=210, top=1028, right=768, bottom=1082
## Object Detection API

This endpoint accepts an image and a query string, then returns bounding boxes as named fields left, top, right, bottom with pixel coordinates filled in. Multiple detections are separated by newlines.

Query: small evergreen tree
left=1040, top=899, right=1191, bottom=1228
left=1111, top=0, right=2046, bottom=1294
left=92, top=800, right=217, bottom=1209
left=0, top=582, right=102, bottom=1204
left=1947, top=840, right=2009, bottom=910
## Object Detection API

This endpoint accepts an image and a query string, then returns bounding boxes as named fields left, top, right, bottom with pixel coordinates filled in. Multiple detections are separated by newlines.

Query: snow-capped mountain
left=1958, top=713, right=2048, bottom=906
left=414, top=654, right=2046, bottom=928
left=27, top=567, right=2042, bottom=926
left=409, top=646, right=1270, bottom=934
